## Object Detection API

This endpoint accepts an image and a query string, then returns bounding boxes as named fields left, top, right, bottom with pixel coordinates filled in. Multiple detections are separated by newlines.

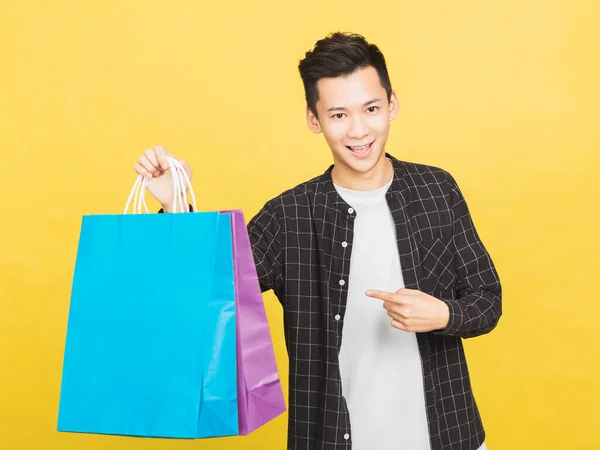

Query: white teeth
left=348, top=142, right=371, bottom=154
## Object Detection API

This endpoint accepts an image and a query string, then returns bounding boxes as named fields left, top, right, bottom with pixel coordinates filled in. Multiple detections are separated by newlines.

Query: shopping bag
left=222, top=210, right=286, bottom=434
left=57, top=160, right=238, bottom=438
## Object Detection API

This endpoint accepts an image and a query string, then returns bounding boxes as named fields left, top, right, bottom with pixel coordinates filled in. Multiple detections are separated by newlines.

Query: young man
left=134, top=33, right=501, bottom=450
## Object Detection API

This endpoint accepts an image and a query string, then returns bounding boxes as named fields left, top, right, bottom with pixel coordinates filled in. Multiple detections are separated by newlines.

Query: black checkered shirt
left=247, top=154, right=502, bottom=450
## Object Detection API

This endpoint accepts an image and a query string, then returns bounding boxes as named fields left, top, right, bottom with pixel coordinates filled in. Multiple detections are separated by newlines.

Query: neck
left=331, top=153, right=394, bottom=191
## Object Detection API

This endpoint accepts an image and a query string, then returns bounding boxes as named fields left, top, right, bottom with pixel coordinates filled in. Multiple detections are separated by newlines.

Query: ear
left=306, top=107, right=322, bottom=134
left=388, top=91, right=399, bottom=121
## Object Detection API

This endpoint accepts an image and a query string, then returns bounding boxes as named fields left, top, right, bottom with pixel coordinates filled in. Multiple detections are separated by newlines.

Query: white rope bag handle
left=123, top=157, right=198, bottom=214
left=123, top=175, right=150, bottom=214
left=169, top=157, right=198, bottom=213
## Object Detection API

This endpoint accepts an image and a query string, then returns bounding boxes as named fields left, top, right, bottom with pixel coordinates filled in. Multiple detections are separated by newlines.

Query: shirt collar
left=318, top=153, right=411, bottom=215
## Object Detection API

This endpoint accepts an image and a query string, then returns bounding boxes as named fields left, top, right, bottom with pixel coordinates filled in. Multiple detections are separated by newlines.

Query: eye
left=332, top=113, right=346, bottom=119
left=367, top=106, right=379, bottom=113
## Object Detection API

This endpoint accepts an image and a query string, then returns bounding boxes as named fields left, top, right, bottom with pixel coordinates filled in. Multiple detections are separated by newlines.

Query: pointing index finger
left=365, top=290, right=396, bottom=302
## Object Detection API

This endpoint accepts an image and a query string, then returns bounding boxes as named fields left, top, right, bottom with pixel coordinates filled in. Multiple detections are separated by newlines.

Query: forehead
left=315, top=66, right=385, bottom=109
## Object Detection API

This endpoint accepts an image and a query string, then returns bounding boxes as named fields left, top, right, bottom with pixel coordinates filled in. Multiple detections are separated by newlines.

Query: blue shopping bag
left=57, top=210, right=239, bottom=438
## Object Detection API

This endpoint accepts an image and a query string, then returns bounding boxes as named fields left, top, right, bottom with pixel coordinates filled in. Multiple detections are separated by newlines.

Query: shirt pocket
left=418, top=236, right=457, bottom=292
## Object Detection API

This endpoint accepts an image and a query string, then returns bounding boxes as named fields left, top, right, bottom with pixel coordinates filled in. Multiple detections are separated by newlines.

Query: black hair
left=298, top=32, right=393, bottom=117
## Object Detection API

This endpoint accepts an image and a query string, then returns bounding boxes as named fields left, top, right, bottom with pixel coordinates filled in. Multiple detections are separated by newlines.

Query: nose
left=347, top=115, right=369, bottom=140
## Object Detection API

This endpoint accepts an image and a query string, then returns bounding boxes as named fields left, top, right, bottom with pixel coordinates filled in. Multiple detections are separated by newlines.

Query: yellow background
left=1, top=1, right=599, bottom=449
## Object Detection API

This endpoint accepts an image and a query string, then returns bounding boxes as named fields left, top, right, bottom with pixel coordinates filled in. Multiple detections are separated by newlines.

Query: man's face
left=307, top=66, right=398, bottom=176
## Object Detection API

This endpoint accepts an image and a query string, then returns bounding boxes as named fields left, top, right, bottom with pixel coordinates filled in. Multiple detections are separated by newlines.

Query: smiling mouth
left=346, top=141, right=374, bottom=154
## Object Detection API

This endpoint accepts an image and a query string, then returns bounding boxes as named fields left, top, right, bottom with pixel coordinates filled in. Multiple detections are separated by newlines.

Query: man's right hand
left=133, top=145, right=193, bottom=212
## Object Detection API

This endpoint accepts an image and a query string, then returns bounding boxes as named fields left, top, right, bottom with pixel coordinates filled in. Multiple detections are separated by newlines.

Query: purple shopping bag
left=221, top=210, right=286, bottom=434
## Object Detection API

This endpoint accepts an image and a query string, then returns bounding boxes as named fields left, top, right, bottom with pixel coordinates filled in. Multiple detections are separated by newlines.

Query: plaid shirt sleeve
left=434, top=173, right=503, bottom=338
left=247, top=200, right=284, bottom=294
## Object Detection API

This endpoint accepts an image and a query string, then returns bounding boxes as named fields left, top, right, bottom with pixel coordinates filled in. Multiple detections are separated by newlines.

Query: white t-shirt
left=334, top=175, right=487, bottom=450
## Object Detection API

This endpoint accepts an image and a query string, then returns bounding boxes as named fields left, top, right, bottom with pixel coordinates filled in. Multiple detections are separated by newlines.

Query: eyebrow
left=326, top=98, right=382, bottom=113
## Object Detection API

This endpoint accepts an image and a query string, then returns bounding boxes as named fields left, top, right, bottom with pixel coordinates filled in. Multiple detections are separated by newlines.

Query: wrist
left=161, top=200, right=191, bottom=213
left=161, top=195, right=186, bottom=213
left=161, top=202, right=175, bottom=213
left=437, top=300, right=451, bottom=329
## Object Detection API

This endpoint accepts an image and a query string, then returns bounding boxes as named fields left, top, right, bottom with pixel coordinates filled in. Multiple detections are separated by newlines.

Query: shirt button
left=341, top=241, right=348, bottom=248
left=348, top=207, right=354, bottom=214
left=335, top=314, right=341, bottom=321
left=339, top=279, right=345, bottom=286
left=344, top=433, right=350, bottom=440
